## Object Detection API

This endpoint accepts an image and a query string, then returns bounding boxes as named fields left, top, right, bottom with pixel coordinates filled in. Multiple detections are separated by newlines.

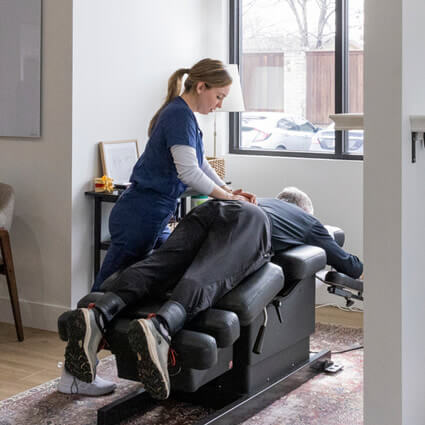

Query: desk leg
left=94, top=197, right=101, bottom=278
left=180, top=197, right=187, bottom=218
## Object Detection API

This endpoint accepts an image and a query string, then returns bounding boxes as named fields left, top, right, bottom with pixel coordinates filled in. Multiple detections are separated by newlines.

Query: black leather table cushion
left=107, top=317, right=218, bottom=370
left=333, top=229, right=345, bottom=247
left=172, top=329, right=218, bottom=369
left=186, top=308, right=240, bottom=348
left=215, top=262, right=284, bottom=327
left=272, top=245, right=326, bottom=282
left=324, top=225, right=345, bottom=247
left=324, top=270, right=363, bottom=292
left=76, top=293, right=240, bottom=348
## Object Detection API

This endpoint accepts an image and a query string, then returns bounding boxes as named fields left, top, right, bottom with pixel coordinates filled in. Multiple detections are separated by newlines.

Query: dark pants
left=101, top=200, right=272, bottom=320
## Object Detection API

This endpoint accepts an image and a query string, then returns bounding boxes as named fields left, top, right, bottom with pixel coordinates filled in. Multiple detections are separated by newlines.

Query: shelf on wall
left=329, top=113, right=364, bottom=130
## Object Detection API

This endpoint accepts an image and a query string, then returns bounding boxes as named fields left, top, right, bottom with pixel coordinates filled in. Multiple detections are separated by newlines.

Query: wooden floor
left=0, top=323, right=109, bottom=401
left=0, top=306, right=363, bottom=401
left=0, top=323, right=66, bottom=401
left=315, top=305, right=363, bottom=328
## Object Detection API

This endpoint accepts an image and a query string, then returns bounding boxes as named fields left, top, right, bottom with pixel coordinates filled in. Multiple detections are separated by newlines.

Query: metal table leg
left=94, top=197, right=101, bottom=278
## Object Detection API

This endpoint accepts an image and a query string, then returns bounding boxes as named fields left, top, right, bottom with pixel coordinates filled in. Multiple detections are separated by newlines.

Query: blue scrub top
left=130, top=96, right=204, bottom=199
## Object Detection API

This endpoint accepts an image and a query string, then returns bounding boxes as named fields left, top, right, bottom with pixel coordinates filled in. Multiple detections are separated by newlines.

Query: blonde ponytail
left=148, top=59, right=232, bottom=137
left=148, top=68, right=190, bottom=136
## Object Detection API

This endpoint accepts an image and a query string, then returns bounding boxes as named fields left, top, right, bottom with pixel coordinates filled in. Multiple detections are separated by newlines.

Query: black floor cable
left=310, top=344, right=364, bottom=355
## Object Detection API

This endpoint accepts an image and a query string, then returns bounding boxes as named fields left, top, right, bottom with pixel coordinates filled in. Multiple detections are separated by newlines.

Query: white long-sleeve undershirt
left=170, top=144, right=225, bottom=195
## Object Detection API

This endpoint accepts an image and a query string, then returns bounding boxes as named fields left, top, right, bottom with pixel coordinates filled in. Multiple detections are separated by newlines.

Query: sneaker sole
left=64, top=309, right=95, bottom=383
left=128, top=320, right=169, bottom=400
left=57, top=382, right=116, bottom=396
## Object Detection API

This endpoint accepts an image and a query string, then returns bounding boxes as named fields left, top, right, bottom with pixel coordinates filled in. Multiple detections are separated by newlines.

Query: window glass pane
left=347, top=0, right=364, bottom=154
left=240, top=0, right=336, bottom=153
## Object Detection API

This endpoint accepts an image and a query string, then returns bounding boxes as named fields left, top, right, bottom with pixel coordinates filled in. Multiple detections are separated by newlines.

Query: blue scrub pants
left=92, top=187, right=177, bottom=291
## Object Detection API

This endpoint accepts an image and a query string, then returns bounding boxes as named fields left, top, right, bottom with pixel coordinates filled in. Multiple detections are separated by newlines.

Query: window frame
left=229, top=0, right=363, bottom=161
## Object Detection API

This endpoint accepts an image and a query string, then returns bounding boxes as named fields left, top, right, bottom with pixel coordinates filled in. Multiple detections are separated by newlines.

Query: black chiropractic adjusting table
left=70, top=198, right=363, bottom=425
left=59, top=253, right=363, bottom=424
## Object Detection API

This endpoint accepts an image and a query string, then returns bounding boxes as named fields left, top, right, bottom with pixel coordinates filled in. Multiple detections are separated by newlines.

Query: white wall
left=0, top=0, right=73, bottom=330
left=364, top=0, right=425, bottom=424
left=71, top=0, right=210, bottom=305
left=401, top=2, right=425, bottom=422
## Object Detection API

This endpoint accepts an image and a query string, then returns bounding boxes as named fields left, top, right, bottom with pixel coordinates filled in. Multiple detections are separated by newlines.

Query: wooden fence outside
left=306, top=50, right=364, bottom=125
left=241, top=51, right=364, bottom=125
left=242, top=52, right=285, bottom=112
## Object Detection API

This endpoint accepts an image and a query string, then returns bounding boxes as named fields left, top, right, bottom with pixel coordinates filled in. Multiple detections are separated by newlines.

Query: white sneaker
left=57, top=367, right=116, bottom=396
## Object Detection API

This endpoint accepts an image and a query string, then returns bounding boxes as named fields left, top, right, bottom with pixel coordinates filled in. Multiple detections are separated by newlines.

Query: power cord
left=313, top=303, right=363, bottom=355
left=310, top=344, right=364, bottom=355
left=315, top=302, right=363, bottom=313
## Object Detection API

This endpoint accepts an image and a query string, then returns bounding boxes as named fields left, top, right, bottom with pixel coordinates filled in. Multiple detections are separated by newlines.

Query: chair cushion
left=0, top=183, right=14, bottom=262
left=215, top=262, right=284, bottom=326
left=272, top=245, right=326, bottom=282
left=0, top=183, right=14, bottom=232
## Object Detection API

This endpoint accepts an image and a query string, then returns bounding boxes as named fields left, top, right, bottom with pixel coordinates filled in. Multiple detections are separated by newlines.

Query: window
left=229, top=0, right=364, bottom=160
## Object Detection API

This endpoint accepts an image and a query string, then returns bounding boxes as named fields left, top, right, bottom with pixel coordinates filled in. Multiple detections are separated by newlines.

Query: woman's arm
left=200, top=156, right=257, bottom=203
left=170, top=145, right=250, bottom=202
left=200, top=156, right=226, bottom=187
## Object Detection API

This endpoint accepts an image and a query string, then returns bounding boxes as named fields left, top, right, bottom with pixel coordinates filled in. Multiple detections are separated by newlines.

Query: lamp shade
left=220, top=64, right=245, bottom=112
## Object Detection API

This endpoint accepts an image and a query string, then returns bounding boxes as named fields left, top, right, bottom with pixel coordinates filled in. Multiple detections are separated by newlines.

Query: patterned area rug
left=0, top=323, right=363, bottom=425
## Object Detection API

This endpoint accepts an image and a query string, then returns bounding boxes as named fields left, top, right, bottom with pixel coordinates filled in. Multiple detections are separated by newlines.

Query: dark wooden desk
left=85, top=188, right=199, bottom=278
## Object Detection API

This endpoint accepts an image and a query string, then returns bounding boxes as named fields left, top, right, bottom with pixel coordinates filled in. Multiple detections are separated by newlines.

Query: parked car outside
left=312, top=123, right=364, bottom=154
left=241, top=112, right=319, bottom=151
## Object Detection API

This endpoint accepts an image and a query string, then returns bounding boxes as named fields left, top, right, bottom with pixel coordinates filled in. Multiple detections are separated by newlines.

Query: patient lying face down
left=58, top=187, right=363, bottom=399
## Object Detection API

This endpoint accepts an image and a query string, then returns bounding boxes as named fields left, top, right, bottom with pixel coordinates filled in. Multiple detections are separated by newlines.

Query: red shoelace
left=169, top=348, right=177, bottom=367
left=147, top=313, right=178, bottom=367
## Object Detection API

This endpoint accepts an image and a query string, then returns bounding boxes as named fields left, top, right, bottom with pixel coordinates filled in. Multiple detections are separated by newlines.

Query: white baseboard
left=0, top=297, right=69, bottom=332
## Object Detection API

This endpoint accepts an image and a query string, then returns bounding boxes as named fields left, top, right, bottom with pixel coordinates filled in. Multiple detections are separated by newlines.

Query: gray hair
left=276, top=187, right=314, bottom=215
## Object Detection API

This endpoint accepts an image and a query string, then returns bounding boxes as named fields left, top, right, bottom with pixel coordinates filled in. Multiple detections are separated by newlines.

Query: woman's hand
left=210, top=185, right=257, bottom=204
left=232, top=189, right=257, bottom=205
left=232, top=193, right=252, bottom=202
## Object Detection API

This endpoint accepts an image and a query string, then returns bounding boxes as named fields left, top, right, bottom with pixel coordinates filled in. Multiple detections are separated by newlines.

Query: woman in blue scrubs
left=92, top=59, right=256, bottom=291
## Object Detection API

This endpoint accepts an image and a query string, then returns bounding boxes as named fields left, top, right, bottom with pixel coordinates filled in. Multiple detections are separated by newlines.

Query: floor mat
left=0, top=323, right=363, bottom=425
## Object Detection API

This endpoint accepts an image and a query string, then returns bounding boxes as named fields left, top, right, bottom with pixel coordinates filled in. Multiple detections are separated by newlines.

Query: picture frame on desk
left=99, top=139, right=140, bottom=186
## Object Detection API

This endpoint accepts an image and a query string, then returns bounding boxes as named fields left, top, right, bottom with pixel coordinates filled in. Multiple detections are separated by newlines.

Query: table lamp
left=213, top=64, right=245, bottom=156
left=208, top=64, right=245, bottom=178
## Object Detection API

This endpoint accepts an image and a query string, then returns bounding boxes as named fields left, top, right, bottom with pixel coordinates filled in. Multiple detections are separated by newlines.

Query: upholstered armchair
left=0, top=183, right=23, bottom=341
